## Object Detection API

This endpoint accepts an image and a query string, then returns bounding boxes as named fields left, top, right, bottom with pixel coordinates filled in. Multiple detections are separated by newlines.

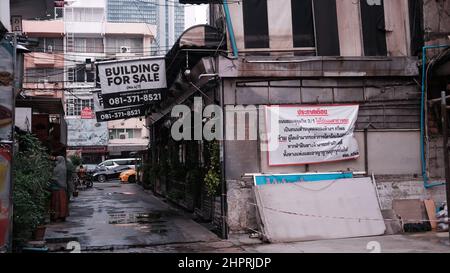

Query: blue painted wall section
left=254, top=173, right=354, bottom=186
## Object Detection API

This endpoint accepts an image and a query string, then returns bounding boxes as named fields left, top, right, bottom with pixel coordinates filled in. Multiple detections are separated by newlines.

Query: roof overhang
left=148, top=56, right=217, bottom=125
left=16, top=96, right=65, bottom=115
left=165, top=24, right=225, bottom=87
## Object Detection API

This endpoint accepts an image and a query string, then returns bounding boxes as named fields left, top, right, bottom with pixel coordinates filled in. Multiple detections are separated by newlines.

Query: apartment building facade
left=106, top=0, right=185, bottom=53
left=18, top=19, right=67, bottom=154
left=62, top=0, right=155, bottom=163
left=15, top=0, right=155, bottom=163
left=0, top=0, right=12, bottom=252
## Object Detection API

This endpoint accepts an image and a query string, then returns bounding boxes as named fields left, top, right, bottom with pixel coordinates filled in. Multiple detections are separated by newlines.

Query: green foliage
left=13, top=133, right=52, bottom=246
left=69, top=154, right=82, bottom=167
left=204, top=141, right=221, bottom=196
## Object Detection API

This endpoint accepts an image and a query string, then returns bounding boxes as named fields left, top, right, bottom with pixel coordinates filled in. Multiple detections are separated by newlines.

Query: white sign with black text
left=97, top=57, right=166, bottom=109
left=93, top=92, right=148, bottom=122
left=266, top=105, right=360, bottom=166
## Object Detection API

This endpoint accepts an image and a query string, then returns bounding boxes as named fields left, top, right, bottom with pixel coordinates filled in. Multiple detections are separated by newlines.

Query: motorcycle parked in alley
left=74, top=170, right=93, bottom=191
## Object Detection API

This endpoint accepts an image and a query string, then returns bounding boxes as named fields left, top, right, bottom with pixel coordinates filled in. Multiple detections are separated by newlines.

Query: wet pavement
left=86, top=233, right=450, bottom=253
left=44, top=181, right=450, bottom=253
left=45, top=181, right=219, bottom=251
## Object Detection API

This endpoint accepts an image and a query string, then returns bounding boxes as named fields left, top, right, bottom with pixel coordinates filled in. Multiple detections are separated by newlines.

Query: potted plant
left=33, top=222, right=46, bottom=241
left=13, top=132, right=52, bottom=248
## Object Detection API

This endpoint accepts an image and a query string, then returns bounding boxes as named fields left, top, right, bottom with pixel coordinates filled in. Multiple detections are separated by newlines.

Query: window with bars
left=105, top=37, right=143, bottom=54
left=66, top=98, right=94, bottom=116
left=109, top=129, right=142, bottom=140
left=25, top=68, right=64, bottom=83
left=67, top=64, right=95, bottom=83
left=37, top=38, right=64, bottom=53
left=65, top=8, right=104, bottom=22
left=74, top=38, right=104, bottom=53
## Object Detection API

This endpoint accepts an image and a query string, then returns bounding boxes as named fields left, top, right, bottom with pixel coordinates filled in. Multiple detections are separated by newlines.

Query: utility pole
left=7, top=32, right=18, bottom=252
left=441, top=91, right=450, bottom=242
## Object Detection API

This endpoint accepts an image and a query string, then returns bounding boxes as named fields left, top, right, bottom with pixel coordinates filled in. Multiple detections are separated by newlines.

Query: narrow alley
left=44, top=182, right=219, bottom=252
left=42, top=181, right=450, bottom=254
left=2, top=0, right=450, bottom=260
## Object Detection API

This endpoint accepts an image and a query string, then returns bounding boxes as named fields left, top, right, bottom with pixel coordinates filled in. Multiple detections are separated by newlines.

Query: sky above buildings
left=184, top=4, right=208, bottom=29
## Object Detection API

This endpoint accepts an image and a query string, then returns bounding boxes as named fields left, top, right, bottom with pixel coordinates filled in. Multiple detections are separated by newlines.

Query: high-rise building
left=106, top=0, right=185, bottom=53
left=18, top=0, right=156, bottom=163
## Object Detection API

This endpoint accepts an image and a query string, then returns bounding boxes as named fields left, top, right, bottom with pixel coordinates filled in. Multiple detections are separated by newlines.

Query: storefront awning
left=16, top=97, right=65, bottom=115
left=108, top=144, right=148, bottom=154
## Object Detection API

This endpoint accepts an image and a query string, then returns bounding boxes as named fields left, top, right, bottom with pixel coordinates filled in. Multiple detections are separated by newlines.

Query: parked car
left=92, top=165, right=132, bottom=183
left=83, top=164, right=98, bottom=174
left=95, top=158, right=141, bottom=171
left=119, top=169, right=137, bottom=183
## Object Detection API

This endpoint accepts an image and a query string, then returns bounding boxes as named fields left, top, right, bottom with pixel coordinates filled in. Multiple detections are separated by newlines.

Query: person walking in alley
left=50, top=156, right=69, bottom=222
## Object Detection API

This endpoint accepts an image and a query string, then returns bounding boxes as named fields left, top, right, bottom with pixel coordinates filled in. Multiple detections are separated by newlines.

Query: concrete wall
left=226, top=177, right=447, bottom=234
left=10, top=0, right=53, bottom=20
left=224, top=0, right=412, bottom=56
left=23, top=20, right=64, bottom=36
left=224, top=79, right=420, bottom=129
left=221, top=77, right=444, bottom=234
left=376, top=179, right=446, bottom=211
left=223, top=78, right=422, bottom=181
left=0, top=0, right=11, bottom=32
left=227, top=179, right=258, bottom=233
left=107, top=117, right=149, bottom=147
left=423, top=0, right=450, bottom=45
left=428, top=136, right=448, bottom=179
left=259, top=130, right=421, bottom=177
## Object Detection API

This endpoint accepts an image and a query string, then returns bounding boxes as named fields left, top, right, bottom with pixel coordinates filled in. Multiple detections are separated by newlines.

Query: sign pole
left=8, top=32, right=17, bottom=252
left=441, top=91, right=450, bottom=242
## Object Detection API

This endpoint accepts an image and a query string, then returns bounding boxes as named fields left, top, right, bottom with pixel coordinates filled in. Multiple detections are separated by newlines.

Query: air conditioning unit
left=38, top=79, right=49, bottom=86
left=119, top=133, right=127, bottom=139
left=120, top=46, right=131, bottom=53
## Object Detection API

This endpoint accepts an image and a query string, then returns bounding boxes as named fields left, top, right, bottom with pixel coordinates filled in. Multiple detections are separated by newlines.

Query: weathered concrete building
left=146, top=0, right=450, bottom=237
left=422, top=0, right=450, bottom=180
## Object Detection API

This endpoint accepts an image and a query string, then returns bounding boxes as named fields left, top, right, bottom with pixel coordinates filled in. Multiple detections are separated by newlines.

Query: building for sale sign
left=97, top=57, right=167, bottom=109
left=93, top=91, right=148, bottom=122
left=265, top=105, right=360, bottom=166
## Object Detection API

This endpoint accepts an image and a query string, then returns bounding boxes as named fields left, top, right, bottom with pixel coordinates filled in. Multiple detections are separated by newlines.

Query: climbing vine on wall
left=204, top=140, right=221, bottom=196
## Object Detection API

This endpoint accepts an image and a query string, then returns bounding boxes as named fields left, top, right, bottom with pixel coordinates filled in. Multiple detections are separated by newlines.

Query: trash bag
left=437, top=223, right=449, bottom=232
left=403, top=222, right=432, bottom=233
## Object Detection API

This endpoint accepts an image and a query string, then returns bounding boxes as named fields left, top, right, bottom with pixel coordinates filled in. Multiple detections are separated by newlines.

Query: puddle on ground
left=107, top=192, right=135, bottom=196
left=108, top=212, right=163, bottom=224
left=108, top=212, right=168, bottom=234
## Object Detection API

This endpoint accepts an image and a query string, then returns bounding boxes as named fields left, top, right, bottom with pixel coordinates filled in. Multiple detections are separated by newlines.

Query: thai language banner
left=266, top=105, right=360, bottom=166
